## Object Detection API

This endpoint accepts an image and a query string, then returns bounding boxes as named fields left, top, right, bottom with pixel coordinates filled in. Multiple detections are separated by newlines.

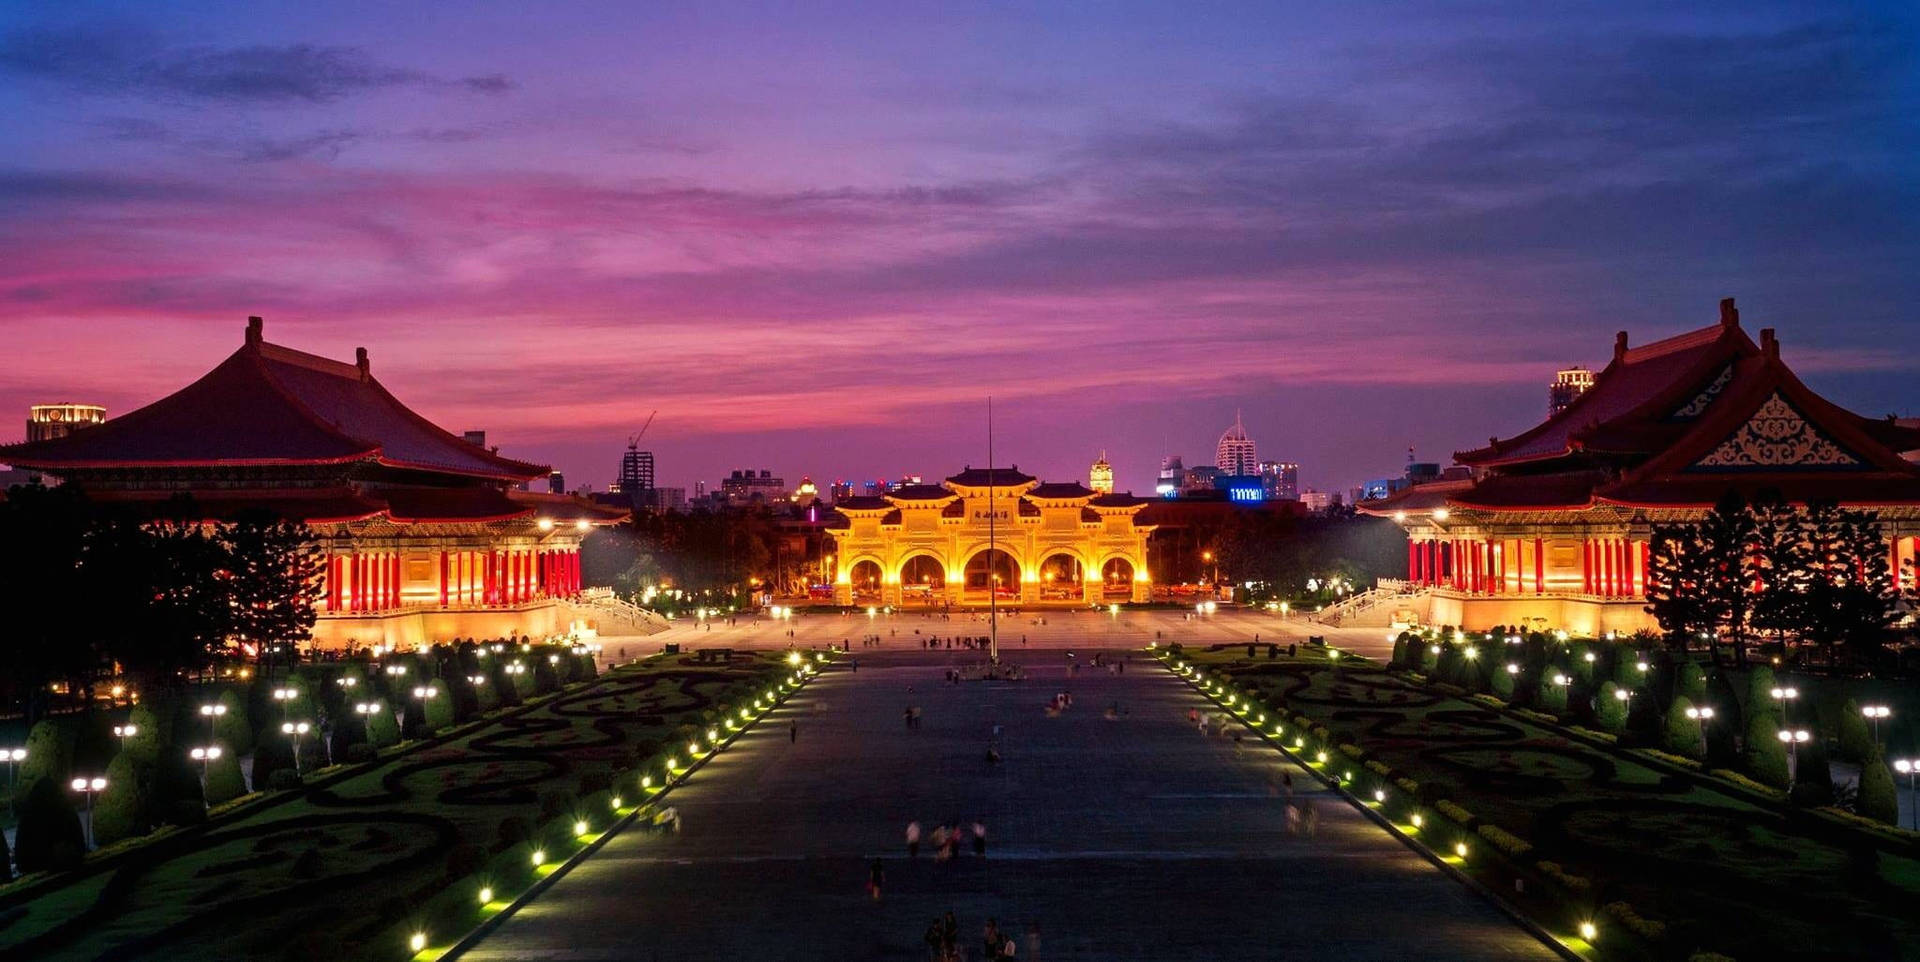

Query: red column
left=1581, top=540, right=1591, bottom=594
left=393, top=553, right=403, bottom=607
left=570, top=550, right=580, bottom=595
left=438, top=551, right=449, bottom=607
left=1534, top=538, right=1545, bottom=595
left=327, top=555, right=341, bottom=611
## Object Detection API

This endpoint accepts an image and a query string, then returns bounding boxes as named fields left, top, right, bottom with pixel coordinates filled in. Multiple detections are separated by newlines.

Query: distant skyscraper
left=791, top=477, right=819, bottom=506
left=27, top=403, right=105, bottom=443
left=1216, top=412, right=1257, bottom=476
left=1089, top=451, right=1114, bottom=494
left=546, top=470, right=566, bottom=494
left=618, top=443, right=655, bottom=499
left=1259, top=460, right=1298, bottom=500
left=1156, top=455, right=1184, bottom=497
left=829, top=479, right=853, bottom=502
left=1549, top=367, right=1594, bottom=417
left=721, top=468, right=785, bottom=505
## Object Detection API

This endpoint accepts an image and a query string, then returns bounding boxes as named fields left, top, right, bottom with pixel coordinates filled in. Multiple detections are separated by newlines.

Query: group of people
left=905, top=820, right=988, bottom=861
left=920, top=635, right=1002, bottom=650
left=921, top=914, right=1026, bottom=961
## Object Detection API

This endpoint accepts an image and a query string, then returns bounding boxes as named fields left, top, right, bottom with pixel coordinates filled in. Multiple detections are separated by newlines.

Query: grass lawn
left=1171, top=644, right=1920, bottom=962
left=0, top=652, right=789, bottom=961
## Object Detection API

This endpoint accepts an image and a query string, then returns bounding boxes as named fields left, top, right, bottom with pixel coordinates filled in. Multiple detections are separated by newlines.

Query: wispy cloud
left=0, top=24, right=513, bottom=103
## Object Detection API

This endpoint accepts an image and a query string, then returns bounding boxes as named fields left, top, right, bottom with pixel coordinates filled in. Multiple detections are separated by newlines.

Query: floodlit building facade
left=1363, top=300, right=1920, bottom=634
left=0, top=317, right=629, bottom=649
left=825, top=467, right=1155, bottom=607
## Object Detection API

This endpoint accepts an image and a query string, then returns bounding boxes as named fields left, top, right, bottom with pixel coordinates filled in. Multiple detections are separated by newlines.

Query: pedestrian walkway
left=459, top=649, right=1558, bottom=960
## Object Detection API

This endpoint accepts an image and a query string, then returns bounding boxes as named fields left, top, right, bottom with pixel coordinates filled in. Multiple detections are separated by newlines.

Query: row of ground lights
left=407, top=652, right=828, bottom=959
left=1155, top=650, right=1600, bottom=956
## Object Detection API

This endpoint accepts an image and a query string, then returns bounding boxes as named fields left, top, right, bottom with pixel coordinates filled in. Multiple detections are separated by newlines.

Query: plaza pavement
left=597, top=605, right=1398, bottom=663
left=460, top=644, right=1560, bottom=961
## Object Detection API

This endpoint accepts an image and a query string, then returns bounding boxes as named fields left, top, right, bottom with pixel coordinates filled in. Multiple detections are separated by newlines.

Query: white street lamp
left=281, top=721, right=311, bottom=773
left=1894, top=759, right=1918, bottom=832
left=2, top=747, right=23, bottom=817
left=113, top=724, right=139, bottom=750
left=190, top=745, right=222, bottom=778
left=199, top=703, right=227, bottom=741
left=1862, top=705, right=1892, bottom=745
left=1777, top=728, right=1811, bottom=777
left=69, top=776, right=107, bottom=849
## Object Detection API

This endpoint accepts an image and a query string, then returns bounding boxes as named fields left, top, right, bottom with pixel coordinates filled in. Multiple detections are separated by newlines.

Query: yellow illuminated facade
left=825, top=469, right=1154, bottom=607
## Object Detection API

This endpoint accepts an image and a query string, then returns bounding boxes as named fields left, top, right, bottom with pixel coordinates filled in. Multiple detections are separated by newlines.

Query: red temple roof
left=1368, top=300, right=1920, bottom=515
left=0, top=317, right=546, bottom=482
left=1456, top=301, right=1757, bottom=467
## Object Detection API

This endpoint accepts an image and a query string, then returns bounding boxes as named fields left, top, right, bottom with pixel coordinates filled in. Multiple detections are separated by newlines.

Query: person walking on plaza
left=907, top=820, right=922, bottom=858
left=789, top=721, right=797, bottom=743
left=868, top=858, right=885, bottom=901
left=971, top=821, right=987, bottom=856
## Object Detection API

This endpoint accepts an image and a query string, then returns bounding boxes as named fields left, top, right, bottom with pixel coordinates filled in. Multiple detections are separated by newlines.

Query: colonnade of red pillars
left=324, top=547, right=582, bottom=612
left=1406, top=534, right=1919, bottom=598
left=1405, top=536, right=1648, bottom=598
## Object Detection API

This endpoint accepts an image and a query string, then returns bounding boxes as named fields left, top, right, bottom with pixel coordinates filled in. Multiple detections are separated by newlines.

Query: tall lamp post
left=1893, top=759, right=1918, bottom=832
left=1686, top=705, right=1715, bottom=758
left=69, top=777, right=106, bottom=850
left=1770, top=686, right=1798, bottom=721
left=199, top=702, right=227, bottom=742
left=281, top=722, right=311, bottom=774
left=190, top=745, right=222, bottom=779
left=1862, top=705, right=1891, bottom=746
left=2, top=747, right=24, bottom=817
left=1777, top=728, right=1810, bottom=779
left=113, top=724, right=139, bottom=753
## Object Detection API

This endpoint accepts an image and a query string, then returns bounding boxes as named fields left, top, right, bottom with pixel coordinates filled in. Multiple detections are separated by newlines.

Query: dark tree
left=90, top=500, right=232, bottom=694
left=223, top=511, right=325, bottom=679
left=0, top=483, right=100, bottom=722
left=1798, top=502, right=1898, bottom=672
left=1645, top=523, right=1725, bottom=655
left=1749, top=492, right=1809, bottom=646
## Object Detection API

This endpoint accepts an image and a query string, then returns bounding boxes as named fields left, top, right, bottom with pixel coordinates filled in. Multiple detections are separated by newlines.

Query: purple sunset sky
left=1, top=1, right=1915, bottom=495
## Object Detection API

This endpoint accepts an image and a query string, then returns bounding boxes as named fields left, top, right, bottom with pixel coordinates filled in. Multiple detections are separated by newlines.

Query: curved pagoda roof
left=0, top=316, right=546, bottom=482
left=945, top=466, right=1036, bottom=487
left=1367, top=299, right=1920, bottom=515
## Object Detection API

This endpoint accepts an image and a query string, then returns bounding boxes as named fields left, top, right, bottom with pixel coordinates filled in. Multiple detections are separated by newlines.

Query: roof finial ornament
left=355, top=347, right=369, bottom=379
left=1720, top=297, right=1739, bottom=328
left=1760, top=327, right=1778, bottom=358
left=245, top=315, right=263, bottom=346
left=1613, top=331, right=1628, bottom=361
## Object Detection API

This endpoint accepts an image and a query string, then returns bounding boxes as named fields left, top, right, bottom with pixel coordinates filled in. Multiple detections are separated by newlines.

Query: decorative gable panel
left=1688, top=393, right=1866, bottom=472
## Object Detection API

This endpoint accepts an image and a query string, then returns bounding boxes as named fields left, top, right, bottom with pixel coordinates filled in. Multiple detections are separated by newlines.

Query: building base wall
left=1425, top=591, right=1655, bottom=636
left=307, top=601, right=591, bottom=650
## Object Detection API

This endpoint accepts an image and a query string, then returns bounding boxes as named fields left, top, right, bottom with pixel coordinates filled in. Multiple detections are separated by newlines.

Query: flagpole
left=987, top=395, right=997, bottom=663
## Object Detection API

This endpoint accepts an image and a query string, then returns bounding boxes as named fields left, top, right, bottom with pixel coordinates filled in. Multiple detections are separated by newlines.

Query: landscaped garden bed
left=1160, top=641, right=1920, bottom=962
left=0, top=648, right=809, bottom=961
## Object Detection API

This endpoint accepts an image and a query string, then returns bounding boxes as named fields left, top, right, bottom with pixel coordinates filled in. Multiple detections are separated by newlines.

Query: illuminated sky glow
left=1, top=2, right=1915, bottom=493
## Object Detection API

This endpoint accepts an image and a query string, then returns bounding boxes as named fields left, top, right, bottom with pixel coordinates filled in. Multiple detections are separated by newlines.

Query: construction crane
left=618, top=411, right=658, bottom=496
left=628, top=410, right=657, bottom=450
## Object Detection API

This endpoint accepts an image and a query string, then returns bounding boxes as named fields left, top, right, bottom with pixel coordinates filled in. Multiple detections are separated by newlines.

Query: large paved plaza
left=461, top=644, right=1559, bottom=961
left=602, top=605, right=1397, bottom=662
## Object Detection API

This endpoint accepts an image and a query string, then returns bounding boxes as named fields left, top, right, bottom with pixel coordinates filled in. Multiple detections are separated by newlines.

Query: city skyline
left=1, top=2, right=1916, bottom=495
